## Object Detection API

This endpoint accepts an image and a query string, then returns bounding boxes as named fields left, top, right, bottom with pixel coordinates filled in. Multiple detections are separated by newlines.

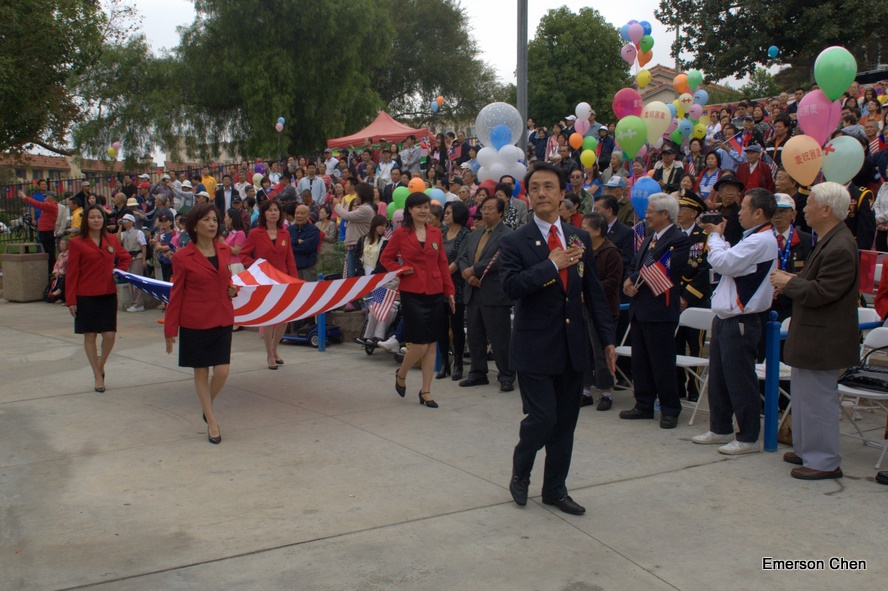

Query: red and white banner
left=232, top=260, right=405, bottom=326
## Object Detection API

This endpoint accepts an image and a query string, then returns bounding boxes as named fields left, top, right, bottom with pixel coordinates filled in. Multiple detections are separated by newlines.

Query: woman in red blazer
left=66, top=205, right=132, bottom=392
left=165, top=202, right=237, bottom=444
left=381, top=192, right=455, bottom=408
left=239, top=199, right=298, bottom=369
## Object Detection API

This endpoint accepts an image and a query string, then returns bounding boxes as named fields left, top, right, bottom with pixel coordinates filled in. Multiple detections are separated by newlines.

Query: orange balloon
left=569, top=132, right=583, bottom=150
left=408, top=178, right=426, bottom=193
left=436, top=96, right=444, bottom=106
left=673, top=74, right=689, bottom=94
left=782, top=134, right=824, bottom=186
left=637, top=50, right=653, bottom=67
left=431, top=200, right=441, bottom=206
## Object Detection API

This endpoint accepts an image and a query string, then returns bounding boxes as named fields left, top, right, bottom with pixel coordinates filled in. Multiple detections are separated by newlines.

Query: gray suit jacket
left=457, top=222, right=513, bottom=306
left=783, top=223, right=859, bottom=370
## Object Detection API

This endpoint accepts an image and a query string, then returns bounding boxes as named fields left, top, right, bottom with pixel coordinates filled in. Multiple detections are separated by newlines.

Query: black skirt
left=74, top=294, right=117, bottom=334
left=178, top=325, right=233, bottom=368
left=400, top=292, right=447, bottom=345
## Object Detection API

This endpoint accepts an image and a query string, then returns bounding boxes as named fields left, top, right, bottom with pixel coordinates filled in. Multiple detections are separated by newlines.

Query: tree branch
left=31, top=139, right=76, bottom=156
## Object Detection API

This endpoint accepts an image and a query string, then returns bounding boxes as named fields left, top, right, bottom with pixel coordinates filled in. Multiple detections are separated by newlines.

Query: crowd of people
left=29, top=80, right=888, bottom=492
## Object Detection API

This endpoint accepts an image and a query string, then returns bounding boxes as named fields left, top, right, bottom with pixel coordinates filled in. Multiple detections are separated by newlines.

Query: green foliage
left=703, top=85, right=741, bottom=106
left=526, top=7, right=628, bottom=126
left=656, top=0, right=888, bottom=81
left=739, top=67, right=781, bottom=99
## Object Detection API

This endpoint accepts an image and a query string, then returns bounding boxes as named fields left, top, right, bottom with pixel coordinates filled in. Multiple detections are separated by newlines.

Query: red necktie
left=777, top=234, right=785, bottom=249
left=548, top=225, right=568, bottom=289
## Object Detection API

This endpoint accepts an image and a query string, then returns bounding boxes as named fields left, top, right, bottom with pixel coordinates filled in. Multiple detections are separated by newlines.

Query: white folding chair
left=858, top=307, right=882, bottom=327
left=676, top=308, right=716, bottom=425
left=837, top=327, right=888, bottom=469
left=613, top=320, right=633, bottom=390
left=754, top=317, right=793, bottom=431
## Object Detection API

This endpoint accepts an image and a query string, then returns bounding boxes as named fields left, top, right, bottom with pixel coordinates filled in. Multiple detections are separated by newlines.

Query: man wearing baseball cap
left=602, top=174, right=635, bottom=226
left=713, top=173, right=745, bottom=245
left=323, top=148, right=339, bottom=172
left=736, top=144, right=775, bottom=193
left=72, top=180, right=92, bottom=209
left=767, top=194, right=813, bottom=323
left=119, top=214, right=147, bottom=312
left=652, top=144, right=685, bottom=193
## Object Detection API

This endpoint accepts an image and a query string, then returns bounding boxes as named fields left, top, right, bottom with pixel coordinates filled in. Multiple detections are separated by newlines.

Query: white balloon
left=575, top=102, right=592, bottom=120
left=489, top=162, right=508, bottom=183
left=476, top=146, right=498, bottom=168
left=498, top=144, right=523, bottom=163
left=508, top=162, right=528, bottom=185
left=475, top=102, right=524, bottom=149
left=477, top=166, right=495, bottom=182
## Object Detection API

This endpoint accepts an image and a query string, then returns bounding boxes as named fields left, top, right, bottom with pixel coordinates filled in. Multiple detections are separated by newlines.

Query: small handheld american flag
left=369, top=286, right=398, bottom=322
left=638, top=248, right=673, bottom=305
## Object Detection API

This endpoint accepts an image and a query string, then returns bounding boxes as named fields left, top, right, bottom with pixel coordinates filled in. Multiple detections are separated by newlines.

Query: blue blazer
left=627, top=225, right=690, bottom=323
left=499, top=220, right=616, bottom=374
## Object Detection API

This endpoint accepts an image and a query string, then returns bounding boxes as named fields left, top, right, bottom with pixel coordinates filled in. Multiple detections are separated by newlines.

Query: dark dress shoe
left=418, top=391, right=438, bottom=408
left=435, top=366, right=450, bottom=379
left=394, top=371, right=406, bottom=397
left=876, top=471, right=888, bottom=485
left=619, top=408, right=654, bottom=420
left=596, top=396, right=613, bottom=411
left=207, top=427, right=221, bottom=445
left=790, top=466, right=843, bottom=480
left=660, top=415, right=678, bottom=429
left=509, top=475, right=529, bottom=506
left=783, top=451, right=803, bottom=465
left=579, top=395, right=595, bottom=407
left=500, top=381, right=514, bottom=392
left=451, top=365, right=463, bottom=381
left=542, top=495, right=585, bottom=515
left=459, top=376, right=490, bottom=387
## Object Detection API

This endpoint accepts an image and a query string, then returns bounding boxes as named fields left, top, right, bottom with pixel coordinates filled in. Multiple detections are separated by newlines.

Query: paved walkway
left=0, top=300, right=884, bottom=590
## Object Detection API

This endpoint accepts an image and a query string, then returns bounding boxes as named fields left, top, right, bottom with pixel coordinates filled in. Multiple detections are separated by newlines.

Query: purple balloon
left=628, top=23, right=644, bottom=44
left=797, top=89, right=842, bottom=146
left=621, top=44, right=638, bottom=66
left=689, top=104, right=703, bottom=120
left=666, top=117, right=679, bottom=134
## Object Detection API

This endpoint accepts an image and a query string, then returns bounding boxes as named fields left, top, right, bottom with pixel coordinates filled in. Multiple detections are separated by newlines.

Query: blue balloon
left=640, top=20, right=652, bottom=36
left=678, top=119, right=693, bottom=137
left=631, top=178, right=660, bottom=219
left=667, top=103, right=677, bottom=118
left=428, top=188, right=445, bottom=202
left=512, top=181, right=521, bottom=198
left=489, top=124, right=512, bottom=150
left=620, top=24, right=631, bottom=42
left=278, top=117, right=285, bottom=125
left=768, top=45, right=779, bottom=59
left=693, top=89, right=709, bottom=106
left=431, top=100, right=439, bottom=113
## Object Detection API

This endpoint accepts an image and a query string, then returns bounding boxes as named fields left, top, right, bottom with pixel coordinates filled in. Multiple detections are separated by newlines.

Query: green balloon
left=393, top=185, right=409, bottom=204
left=614, top=116, right=647, bottom=159
left=424, top=188, right=432, bottom=195
left=386, top=202, right=397, bottom=219
left=669, top=128, right=684, bottom=146
left=814, top=46, right=857, bottom=102
left=639, top=35, right=654, bottom=53
left=582, top=136, right=598, bottom=151
left=687, top=69, right=703, bottom=92
left=394, top=192, right=408, bottom=209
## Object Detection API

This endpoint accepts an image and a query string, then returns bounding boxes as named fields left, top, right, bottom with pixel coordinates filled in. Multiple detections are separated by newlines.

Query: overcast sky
left=135, top=0, right=677, bottom=82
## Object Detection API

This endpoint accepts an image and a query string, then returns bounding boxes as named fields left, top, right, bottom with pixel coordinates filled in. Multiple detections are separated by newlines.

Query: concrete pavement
left=0, top=300, right=884, bottom=590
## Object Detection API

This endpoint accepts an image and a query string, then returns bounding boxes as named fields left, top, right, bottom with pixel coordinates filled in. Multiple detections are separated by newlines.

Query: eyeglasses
left=480, top=206, right=498, bottom=212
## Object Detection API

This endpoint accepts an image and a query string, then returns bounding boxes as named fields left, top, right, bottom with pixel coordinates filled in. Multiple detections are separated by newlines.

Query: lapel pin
left=535, top=241, right=541, bottom=246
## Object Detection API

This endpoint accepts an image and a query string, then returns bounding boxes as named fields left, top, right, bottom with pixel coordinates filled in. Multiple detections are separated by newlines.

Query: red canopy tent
left=326, top=111, right=430, bottom=150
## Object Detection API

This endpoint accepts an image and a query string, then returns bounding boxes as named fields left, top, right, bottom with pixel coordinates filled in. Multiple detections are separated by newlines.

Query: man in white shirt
left=400, top=135, right=421, bottom=176
left=692, top=188, right=778, bottom=454
left=377, top=148, right=395, bottom=189
left=296, top=162, right=326, bottom=204
left=323, top=148, right=339, bottom=172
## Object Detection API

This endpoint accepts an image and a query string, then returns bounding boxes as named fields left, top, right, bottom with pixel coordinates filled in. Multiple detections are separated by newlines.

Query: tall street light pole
left=517, top=0, right=528, bottom=152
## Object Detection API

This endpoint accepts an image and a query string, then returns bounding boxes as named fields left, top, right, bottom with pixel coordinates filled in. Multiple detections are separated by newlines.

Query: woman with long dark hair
left=165, top=203, right=237, bottom=444
left=66, top=205, right=132, bottom=392
left=381, top=192, right=455, bottom=408
left=437, top=201, right=471, bottom=380
left=239, top=199, right=298, bottom=369
left=224, top=207, right=247, bottom=274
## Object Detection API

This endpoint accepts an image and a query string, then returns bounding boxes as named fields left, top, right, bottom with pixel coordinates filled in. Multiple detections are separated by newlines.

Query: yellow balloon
left=673, top=99, right=684, bottom=116
left=692, top=123, right=706, bottom=140
left=580, top=149, right=596, bottom=168
left=637, top=69, right=651, bottom=89
left=107, top=147, right=117, bottom=158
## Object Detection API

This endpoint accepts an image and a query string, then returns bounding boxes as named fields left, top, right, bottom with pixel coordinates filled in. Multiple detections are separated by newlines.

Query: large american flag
left=115, top=260, right=406, bottom=327
left=638, top=248, right=673, bottom=304
left=369, top=286, right=398, bottom=321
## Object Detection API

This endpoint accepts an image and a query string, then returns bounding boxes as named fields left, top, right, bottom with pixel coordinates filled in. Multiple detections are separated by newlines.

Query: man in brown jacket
left=770, top=182, right=859, bottom=480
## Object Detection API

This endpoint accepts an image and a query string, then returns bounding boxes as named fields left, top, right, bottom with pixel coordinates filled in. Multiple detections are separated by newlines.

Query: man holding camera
left=692, top=188, right=778, bottom=454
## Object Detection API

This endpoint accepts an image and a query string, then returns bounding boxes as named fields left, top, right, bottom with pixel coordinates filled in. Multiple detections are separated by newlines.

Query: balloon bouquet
left=473, top=102, right=528, bottom=194
left=782, top=47, right=864, bottom=187
left=107, top=141, right=122, bottom=159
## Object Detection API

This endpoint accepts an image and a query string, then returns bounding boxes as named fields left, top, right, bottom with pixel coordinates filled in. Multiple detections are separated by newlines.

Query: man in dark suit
left=620, top=193, right=690, bottom=428
left=214, top=174, right=237, bottom=213
left=499, top=163, right=616, bottom=515
left=457, top=195, right=515, bottom=391
left=674, top=190, right=711, bottom=402
left=381, top=167, right=407, bottom=204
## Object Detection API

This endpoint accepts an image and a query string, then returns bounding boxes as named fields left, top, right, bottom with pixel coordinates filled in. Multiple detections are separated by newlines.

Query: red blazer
left=380, top=224, right=454, bottom=297
left=736, top=162, right=775, bottom=193
left=66, top=233, right=132, bottom=306
left=239, top=226, right=297, bottom=276
left=164, top=242, right=235, bottom=337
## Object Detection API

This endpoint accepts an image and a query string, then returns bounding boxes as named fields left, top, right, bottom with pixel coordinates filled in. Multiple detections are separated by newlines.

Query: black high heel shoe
left=208, top=426, right=221, bottom=445
left=435, top=363, right=451, bottom=379
left=395, top=371, right=406, bottom=397
left=418, top=391, right=438, bottom=408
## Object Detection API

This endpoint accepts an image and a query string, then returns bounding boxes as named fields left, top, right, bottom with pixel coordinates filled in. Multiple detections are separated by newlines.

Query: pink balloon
left=275, top=122, right=284, bottom=132
left=666, top=117, right=678, bottom=134
left=613, top=88, right=644, bottom=120
left=628, top=23, right=644, bottom=44
left=574, top=119, right=591, bottom=135
left=637, top=145, right=648, bottom=159
left=797, top=89, right=842, bottom=146
left=620, top=44, right=637, bottom=65
left=688, top=104, right=703, bottom=120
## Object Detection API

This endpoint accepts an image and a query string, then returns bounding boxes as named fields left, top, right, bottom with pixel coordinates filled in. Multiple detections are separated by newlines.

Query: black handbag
left=838, top=346, right=888, bottom=393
